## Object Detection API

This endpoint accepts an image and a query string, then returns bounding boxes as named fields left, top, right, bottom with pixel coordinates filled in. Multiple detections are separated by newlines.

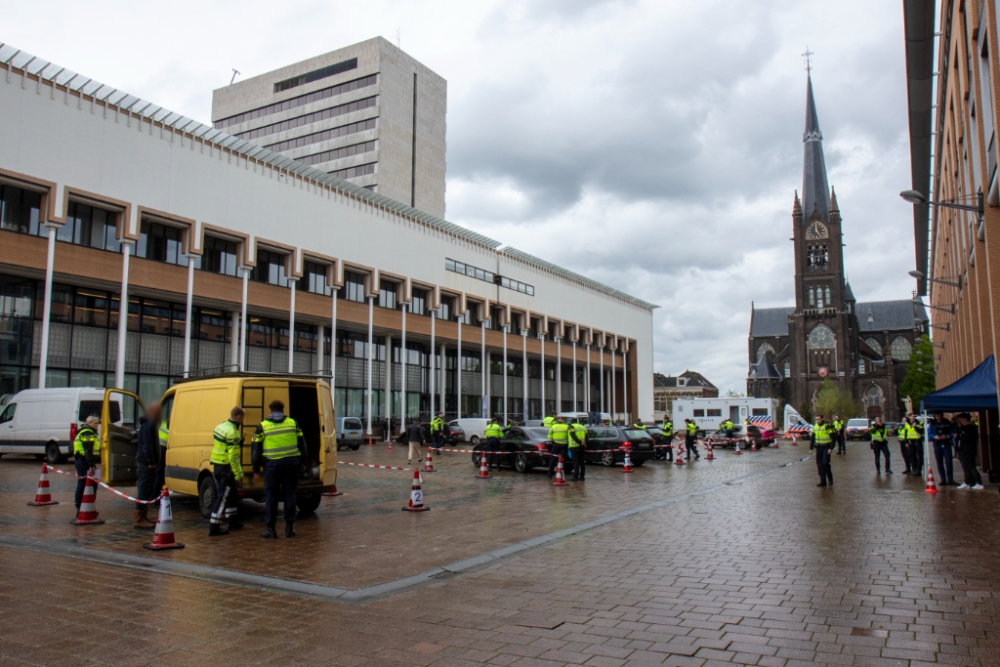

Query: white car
left=0, top=388, right=123, bottom=463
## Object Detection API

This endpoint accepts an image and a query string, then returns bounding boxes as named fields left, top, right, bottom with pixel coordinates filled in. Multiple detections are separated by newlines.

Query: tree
left=813, top=379, right=861, bottom=420
left=724, top=389, right=745, bottom=398
left=898, top=334, right=936, bottom=410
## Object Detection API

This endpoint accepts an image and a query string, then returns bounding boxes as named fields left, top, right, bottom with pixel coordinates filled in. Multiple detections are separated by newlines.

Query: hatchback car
left=470, top=426, right=551, bottom=472
left=705, top=424, right=773, bottom=449
left=584, top=425, right=656, bottom=466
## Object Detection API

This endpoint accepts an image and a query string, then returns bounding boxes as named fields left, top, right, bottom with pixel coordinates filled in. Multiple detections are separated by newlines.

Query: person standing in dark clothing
left=954, top=413, right=984, bottom=489
left=133, top=401, right=161, bottom=530
left=252, top=400, right=307, bottom=538
left=898, top=416, right=914, bottom=475
left=72, top=415, right=100, bottom=510
left=870, top=417, right=892, bottom=475
left=832, top=415, right=846, bottom=455
left=811, top=414, right=834, bottom=487
left=930, top=412, right=955, bottom=485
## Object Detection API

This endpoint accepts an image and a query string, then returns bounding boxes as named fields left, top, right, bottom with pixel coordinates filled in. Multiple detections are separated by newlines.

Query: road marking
left=0, top=457, right=810, bottom=605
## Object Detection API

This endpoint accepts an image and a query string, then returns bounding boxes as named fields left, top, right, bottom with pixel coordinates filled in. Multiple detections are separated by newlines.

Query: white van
left=452, top=418, right=488, bottom=444
left=0, top=388, right=123, bottom=463
left=335, top=416, right=364, bottom=450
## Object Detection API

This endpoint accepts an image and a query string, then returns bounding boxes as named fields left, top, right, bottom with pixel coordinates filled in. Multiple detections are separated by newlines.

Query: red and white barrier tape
left=46, top=465, right=160, bottom=505
left=338, top=461, right=414, bottom=471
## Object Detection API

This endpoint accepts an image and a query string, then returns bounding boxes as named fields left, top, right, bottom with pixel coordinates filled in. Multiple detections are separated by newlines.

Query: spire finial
left=802, top=47, right=814, bottom=74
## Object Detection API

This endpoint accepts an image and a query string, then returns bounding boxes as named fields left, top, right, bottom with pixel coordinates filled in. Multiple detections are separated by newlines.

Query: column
left=230, top=311, right=239, bottom=369
left=623, top=349, right=629, bottom=422
left=572, top=340, right=578, bottom=412
left=502, top=325, right=508, bottom=424
left=37, top=225, right=57, bottom=388
left=384, top=336, right=392, bottom=439
left=287, top=280, right=297, bottom=373
left=401, top=303, right=407, bottom=421
left=316, top=325, right=326, bottom=373
left=599, top=346, right=604, bottom=414
left=480, top=321, right=486, bottom=418
left=611, top=348, right=616, bottom=422
left=486, top=351, right=491, bottom=418
left=556, top=337, right=562, bottom=412
left=239, top=268, right=248, bottom=372
left=366, top=295, right=373, bottom=436
left=115, top=241, right=134, bottom=389
left=456, top=319, right=462, bottom=418
left=585, top=344, right=591, bottom=413
left=540, top=334, right=546, bottom=416
left=522, top=330, right=528, bottom=421
left=439, top=342, right=446, bottom=418
left=330, top=289, right=338, bottom=379
left=430, top=309, right=436, bottom=417
left=183, top=259, right=195, bottom=377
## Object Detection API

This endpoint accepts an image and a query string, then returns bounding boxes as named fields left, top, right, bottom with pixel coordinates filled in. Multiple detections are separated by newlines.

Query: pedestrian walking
left=484, top=418, right=503, bottom=470
left=954, top=413, right=984, bottom=489
left=429, top=412, right=445, bottom=451
left=832, top=415, right=846, bottom=455
left=930, top=412, right=956, bottom=485
left=133, top=401, right=161, bottom=529
left=660, top=418, right=674, bottom=462
left=569, top=420, right=586, bottom=480
left=405, top=418, right=424, bottom=465
left=685, top=419, right=699, bottom=460
left=73, top=414, right=100, bottom=510
left=209, top=407, right=245, bottom=536
left=811, top=414, right=834, bottom=487
left=547, top=416, right=570, bottom=477
left=252, top=400, right=306, bottom=539
left=869, top=417, right=892, bottom=475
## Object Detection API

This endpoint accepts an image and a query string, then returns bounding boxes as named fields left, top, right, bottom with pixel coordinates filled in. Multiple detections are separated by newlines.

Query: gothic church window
left=807, top=323, right=835, bottom=349
left=889, top=336, right=912, bottom=360
left=825, top=287, right=831, bottom=305
left=865, top=337, right=882, bottom=356
left=783, top=361, right=790, bottom=377
left=809, top=288, right=815, bottom=306
left=756, top=342, right=775, bottom=361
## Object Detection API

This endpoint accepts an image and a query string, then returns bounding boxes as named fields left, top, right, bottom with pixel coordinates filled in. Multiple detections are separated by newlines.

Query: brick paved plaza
left=2, top=442, right=999, bottom=666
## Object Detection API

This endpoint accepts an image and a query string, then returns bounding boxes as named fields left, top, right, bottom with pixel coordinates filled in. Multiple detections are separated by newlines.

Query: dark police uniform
left=870, top=422, right=891, bottom=474
left=812, top=419, right=834, bottom=486
left=252, top=412, right=306, bottom=538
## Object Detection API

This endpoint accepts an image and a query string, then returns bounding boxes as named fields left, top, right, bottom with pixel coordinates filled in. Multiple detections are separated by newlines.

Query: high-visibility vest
left=73, top=426, right=98, bottom=458
left=908, top=423, right=924, bottom=441
left=542, top=416, right=555, bottom=427
left=661, top=421, right=673, bottom=438
left=633, top=422, right=647, bottom=431
left=430, top=417, right=444, bottom=434
left=158, top=421, right=169, bottom=447
left=870, top=425, right=887, bottom=442
left=211, top=420, right=244, bottom=479
left=686, top=423, right=697, bottom=436
left=570, top=423, right=586, bottom=448
left=833, top=420, right=844, bottom=431
left=484, top=423, right=503, bottom=439
left=255, top=417, right=303, bottom=460
left=549, top=422, right=570, bottom=444
left=812, top=422, right=832, bottom=445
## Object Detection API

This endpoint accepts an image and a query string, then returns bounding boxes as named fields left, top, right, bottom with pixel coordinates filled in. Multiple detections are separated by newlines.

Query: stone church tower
left=747, top=75, right=928, bottom=422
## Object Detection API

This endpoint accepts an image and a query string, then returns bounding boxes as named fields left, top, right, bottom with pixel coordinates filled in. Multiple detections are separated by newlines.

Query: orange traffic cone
left=552, top=455, right=568, bottom=486
left=751, top=440, right=757, bottom=452
left=70, top=476, right=104, bottom=525
left=387, top=439, right=393, bottom=452
left=924, top=466, right=939, bottom=494
left=622, top=446, right=633, bottom=473
left=791, top=435, right=798, bottom=446
left=772, top=439, right=780, bottom=449
left=424, top=448, right=435, bottom=473
left=27, top=463, right=59, bottom=506
left=734, top=440, right=742, bottom=455
left=476, top=451, right=490, bottom=478
left=143, top=488, right=184, bottom=550
left=402, top=469, right=430, bottom=511
left=674, top=441, right=685, bottom=465
left=705, top=439, right=715, bottom=460
left=321, top=484, right=343, bottom=497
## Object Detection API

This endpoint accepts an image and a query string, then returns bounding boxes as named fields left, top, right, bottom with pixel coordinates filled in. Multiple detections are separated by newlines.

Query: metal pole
left=599, top=346, right=604, bottom=414
left=239, top=268, right=248, bottom=372
left=586, top=344, right=591, bottom=412
left=430, top=309, right=436, bottom=418
left=556, top=337, right=562, bottom=412
left=502, top=325, right=508, bottom=424
left=611, top=348, right=616, bottom=422
left=623, top=348, right=629, bottom=423
left=439, top=342, right=446, bottom=418
left=366, top=295, right=373, bottom=436
left=230, top=311, right=239, bottom=369
left=385, top=336, right=392, bottom=440
left=456, top=317, right=462, bottom=418
left=183, top=259, right=195, bottom=377
left=481, top=321, right=486, bottom=418
left=37, top=226, right=57, bottom=388
left=287, top=281, right=296, bottom=373
left=540, top=335, right=546, bottom=416
left=330, top=289, right=338, bottom=379
left=114, top=242, right=133, bottom=389
left=401, top=303, right=407, bottom=420
left=572, top=340, right=578, bottom=412
left=522, top=329, right=528, bottom=421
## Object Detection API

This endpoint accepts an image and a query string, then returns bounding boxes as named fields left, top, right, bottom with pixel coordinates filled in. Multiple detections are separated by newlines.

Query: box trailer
left=671, top=397, right=779, bottom=434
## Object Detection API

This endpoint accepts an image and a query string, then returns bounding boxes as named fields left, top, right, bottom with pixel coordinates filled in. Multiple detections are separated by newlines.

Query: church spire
left=801, top=74, right=830, bottom=223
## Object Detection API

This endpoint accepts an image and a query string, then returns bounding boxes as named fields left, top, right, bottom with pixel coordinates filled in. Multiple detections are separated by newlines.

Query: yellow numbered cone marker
left=70, top=476, right=104, bottom=525
left=552, top=455, right=568, bottom=486
left=143, top=487, right=185, bottom=550
left=28, top=463, right=59, bottom=506
left=402, top=469, right=430, bottom=511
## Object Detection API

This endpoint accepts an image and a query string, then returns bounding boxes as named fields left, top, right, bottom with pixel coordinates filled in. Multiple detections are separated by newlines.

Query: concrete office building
left=0, top=43, right=654, bottom=432
left=212, top=37, right=447, bottom=219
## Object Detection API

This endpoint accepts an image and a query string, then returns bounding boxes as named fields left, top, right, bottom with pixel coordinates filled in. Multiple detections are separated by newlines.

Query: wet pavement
left=2, top=440, right=1000, bottom=666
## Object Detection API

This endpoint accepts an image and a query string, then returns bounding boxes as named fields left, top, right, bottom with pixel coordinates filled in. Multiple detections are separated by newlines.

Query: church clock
left=806, top=221, right=828, bottom=240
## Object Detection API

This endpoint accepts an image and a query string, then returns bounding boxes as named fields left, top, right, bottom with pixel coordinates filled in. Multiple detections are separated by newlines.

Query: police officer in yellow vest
left=73, top=414, right=100, bottom=510
left=156, top=417, right=169, bottom=504
left=547, top=416, right=570, bottom=477
left=209, top=407, right=245, bottom=536
left=811, top=414, right=834, bottom=487
left=569, top=421, right=587, bottom=480
left=685, top=419, right=700, bottom=461
left=484, top=418, right=504, bottom=470
left=832, top=415, right=846, bottom=455
left=869, top=417, right=892, bottom=475
left=542, top=413, right=556, bottom=428
left=429, top=412, right=446, bottom=451
left=660, top=419, right=674, bottom=462
left=907, top=413, right=925, bottom=478
left=252, top=400, right=306, bottom=539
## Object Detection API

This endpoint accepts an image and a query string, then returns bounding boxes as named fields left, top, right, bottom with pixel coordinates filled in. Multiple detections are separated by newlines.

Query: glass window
left=137, top=220, right=188, bottom=266
left=0, top=185, right=42, bottom=236
left=411, top=288, right=426, bottom=316
left=252, top=250, right=289, bottom=287
left=439, top=297, right=452, bottom=321
left=303, top=261, right=331, bottom=296
left=141, top=300, right=171, bottom=335
left=198, top=308, right=228, bottom=342
left=378, top=280, right=397, bottom=309
left=341, top=271, right=366, bottom=303
left=202, top=236, right=239, bottom=276
left=73, top=290, right=109, bottom=328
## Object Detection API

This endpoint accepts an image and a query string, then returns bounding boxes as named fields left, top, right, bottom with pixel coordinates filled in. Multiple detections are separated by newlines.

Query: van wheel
left=45, top=442, right=65, bottom=465
left=470, top=435, right=480, bottom=445
left=350, top=445, right=360, bottom=451
left=297, top=494, right=321, bottom=516
left=198, top=475, right=217, bottom=519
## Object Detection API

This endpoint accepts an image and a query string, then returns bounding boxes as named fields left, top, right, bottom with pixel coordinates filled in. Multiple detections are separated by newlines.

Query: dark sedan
left=395, top=421, right=464, bottom=446
left=584, top=426, right=656, bottom=467
left=470, top=426, right=550, bottom=472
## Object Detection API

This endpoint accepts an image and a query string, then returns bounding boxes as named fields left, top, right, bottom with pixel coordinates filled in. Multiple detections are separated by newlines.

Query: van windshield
left=847, top=419, right=868, bottom=427
left=343, top=418, right=362, bottom=429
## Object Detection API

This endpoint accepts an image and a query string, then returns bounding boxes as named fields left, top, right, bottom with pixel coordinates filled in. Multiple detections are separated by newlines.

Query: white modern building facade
left=212, top=37, right=447, bottom=219
left=0, top=43, right=655, bottom=431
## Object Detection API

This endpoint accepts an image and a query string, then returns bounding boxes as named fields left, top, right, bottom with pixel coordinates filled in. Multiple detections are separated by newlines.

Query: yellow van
left=100, top=375, right=337, bottom=517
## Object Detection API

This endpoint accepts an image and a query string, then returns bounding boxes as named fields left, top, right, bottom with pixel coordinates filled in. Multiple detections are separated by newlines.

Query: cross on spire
left=802, top=47, right=814, bottom=74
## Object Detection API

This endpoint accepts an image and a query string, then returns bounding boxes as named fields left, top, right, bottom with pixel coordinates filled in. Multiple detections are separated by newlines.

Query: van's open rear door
left=100, top=389, right=144, bottom=486
left=319, top=383, right=337, bottom=487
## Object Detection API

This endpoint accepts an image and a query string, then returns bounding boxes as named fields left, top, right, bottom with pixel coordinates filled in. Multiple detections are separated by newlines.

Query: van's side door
left=100, top=389, right=144, bottom=485
left=0, top=403, right=16, bottom=445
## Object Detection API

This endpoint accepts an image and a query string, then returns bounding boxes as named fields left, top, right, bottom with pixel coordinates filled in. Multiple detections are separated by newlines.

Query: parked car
left=845, top=417, right=871, bottom=440
left=470, top=426, right=551, bottom=472
left=452, top=418, right=488, bottom=444
left=335, top=417, right=364, bottom=450
left=584, top=425, right=656, bottom=467
left=705, top=424, right=773, bottom=450
left=0, top=388, right=123, bottom=463
left=396, top=421, right=465, bottom=446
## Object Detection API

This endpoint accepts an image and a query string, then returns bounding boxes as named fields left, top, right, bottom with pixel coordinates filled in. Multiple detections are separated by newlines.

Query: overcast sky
left=3, top=0, right=917, bottom=394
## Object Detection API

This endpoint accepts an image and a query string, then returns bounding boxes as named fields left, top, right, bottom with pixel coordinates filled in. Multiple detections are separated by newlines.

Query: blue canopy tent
left=921, top=355, right=998, bottom=412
